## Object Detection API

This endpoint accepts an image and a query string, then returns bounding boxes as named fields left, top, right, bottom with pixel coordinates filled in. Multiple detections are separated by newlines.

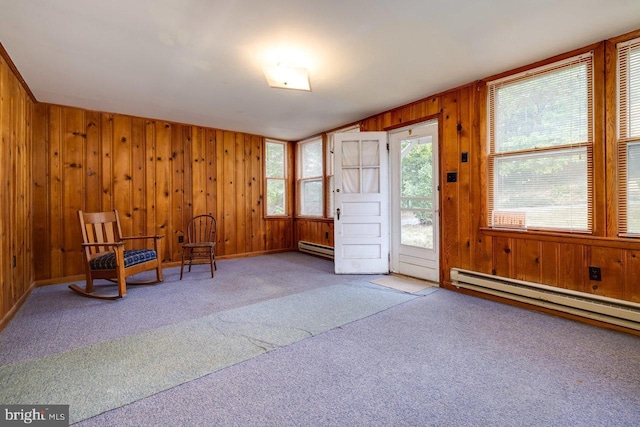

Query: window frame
left=617, top=36, right=640, bottom=237
left=264, top=139, right=289, bottom=218
left=296, top=137, right=324, bottom=217
left=486, top=52, right=595, bottom=233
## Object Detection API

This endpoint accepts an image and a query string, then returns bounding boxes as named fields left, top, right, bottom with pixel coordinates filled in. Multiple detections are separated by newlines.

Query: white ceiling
left=1, top=0, right=639, bottom=141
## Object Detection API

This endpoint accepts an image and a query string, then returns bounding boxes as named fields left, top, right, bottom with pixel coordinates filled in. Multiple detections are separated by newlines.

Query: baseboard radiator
left=450, top=268, right=640, bottom=331
left=298, top=241, right=334, bottom=259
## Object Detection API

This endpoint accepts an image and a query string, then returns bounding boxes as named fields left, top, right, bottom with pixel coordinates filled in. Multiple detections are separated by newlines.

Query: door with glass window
left=334, top=132, right=389, bottom=274
left=389, top=120, right=439, bottom=282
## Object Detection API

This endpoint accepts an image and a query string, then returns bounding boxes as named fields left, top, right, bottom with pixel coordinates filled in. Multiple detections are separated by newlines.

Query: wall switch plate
left=461, top=152, right=468, bottom=163
left=588, top=266, right=601, bottom=281
left=447, top=172, right=458, bottom=183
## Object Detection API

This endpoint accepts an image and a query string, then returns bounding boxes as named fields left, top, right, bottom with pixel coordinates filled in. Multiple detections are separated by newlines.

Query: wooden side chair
left=69, top=210, right=164, bottom=299
left=180, top=214, right=217, bottom=279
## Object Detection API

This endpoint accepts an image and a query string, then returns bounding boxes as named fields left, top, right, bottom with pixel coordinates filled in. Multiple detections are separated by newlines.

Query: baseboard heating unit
left=450, top=268, right=640, bottom=331
left=298, top=241, right=334, bottom=259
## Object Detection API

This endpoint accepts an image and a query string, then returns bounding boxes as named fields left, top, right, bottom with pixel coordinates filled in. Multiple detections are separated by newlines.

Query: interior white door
left=334, top=132, right=389, bottom=274
left=389, top=120, right=439, bottom=282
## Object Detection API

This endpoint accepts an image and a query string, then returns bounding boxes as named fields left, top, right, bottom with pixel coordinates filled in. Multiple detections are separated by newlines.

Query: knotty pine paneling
left=0, top=52, right=34, bottom=327
left=296, top=219, right=334, bottom=247
left=31, top=105, right=293, bottom=283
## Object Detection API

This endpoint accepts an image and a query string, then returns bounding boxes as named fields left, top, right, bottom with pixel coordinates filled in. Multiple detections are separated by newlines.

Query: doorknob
left=336, top=208, right=341, bottom=220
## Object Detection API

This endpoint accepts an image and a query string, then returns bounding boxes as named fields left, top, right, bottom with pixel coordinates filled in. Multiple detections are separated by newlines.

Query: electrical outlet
left=178, top=235, right=184, bottom=243
left=588, top=266, right=601, bottom=281
left=325, top=231, right=329, bottom=239
left=446, top=172, right=458, bottom=183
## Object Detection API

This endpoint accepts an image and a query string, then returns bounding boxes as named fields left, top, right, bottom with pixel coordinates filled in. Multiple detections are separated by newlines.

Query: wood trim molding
left=0, top=42, right=37, bottom=103
left=0, top=282, right=37, bottom=333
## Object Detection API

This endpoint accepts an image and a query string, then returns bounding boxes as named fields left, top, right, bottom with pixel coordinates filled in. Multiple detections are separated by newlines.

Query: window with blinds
left=618, top=37, right=640, bottom=236
left=487, top=52, right=594, bottom=232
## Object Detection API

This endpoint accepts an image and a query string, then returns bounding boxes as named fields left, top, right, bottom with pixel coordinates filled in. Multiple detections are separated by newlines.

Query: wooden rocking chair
left=69, top=210, right=164, bottom=299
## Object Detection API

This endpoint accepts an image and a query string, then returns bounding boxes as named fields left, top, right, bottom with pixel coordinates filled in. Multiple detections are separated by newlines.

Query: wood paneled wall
left=300, top=34, right=640, bottom=306
left=31, top=105, right=294, bottom=282
left=0, top=50, right=34, bottom=327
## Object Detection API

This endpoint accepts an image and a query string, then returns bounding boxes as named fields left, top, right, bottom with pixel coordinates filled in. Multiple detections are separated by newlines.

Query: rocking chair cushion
left=90, top=249, right=158, bottom=270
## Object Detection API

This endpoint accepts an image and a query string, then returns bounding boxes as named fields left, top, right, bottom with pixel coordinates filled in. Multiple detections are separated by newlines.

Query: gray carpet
left=0, top=257, right=414, bottom=424
left=1, top=253, right=640, bottom=426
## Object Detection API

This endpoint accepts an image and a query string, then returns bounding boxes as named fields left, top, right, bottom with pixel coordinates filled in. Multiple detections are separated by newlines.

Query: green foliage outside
left=401, top=140, right=433, bottom=224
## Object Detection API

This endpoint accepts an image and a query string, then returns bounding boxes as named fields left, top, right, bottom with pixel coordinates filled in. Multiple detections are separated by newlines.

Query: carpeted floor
left=1, top=252, right=639, bottom=426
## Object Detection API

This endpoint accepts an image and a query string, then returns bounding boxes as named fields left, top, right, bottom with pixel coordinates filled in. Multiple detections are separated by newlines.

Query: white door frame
left=388, top=120, right=439, bottom=282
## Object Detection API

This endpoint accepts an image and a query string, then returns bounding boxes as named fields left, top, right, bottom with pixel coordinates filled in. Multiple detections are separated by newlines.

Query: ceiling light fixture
left=263, top=63, right=311, bottom=91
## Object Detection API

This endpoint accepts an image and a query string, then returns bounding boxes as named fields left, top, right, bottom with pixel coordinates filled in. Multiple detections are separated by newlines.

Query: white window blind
left=487, top=53, right=594, bottom=232
left=618, top=37, right=640, bottom=235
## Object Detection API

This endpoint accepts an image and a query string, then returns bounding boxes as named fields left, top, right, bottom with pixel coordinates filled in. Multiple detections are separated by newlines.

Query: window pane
left=342, top=141, right=360, bottom=166
left=627, top=143, right=640, bottom=233
left=361, top=140, right=379, bottom=166
left=493, top=148, right=588, bottom=230
left=300, top=179, right=323, bottom=215
left=302, top=140, right=323, bottom=178
left=401, top=138, right=433, bottom=199
left=495, top=63, right=589, bottom=153
left=343, top=168, right=360, bottom=193
left=266, top=179, right=285, bottom=215
left=401, top=211, right=433, bottom=249
left=362, top=168, right=379, bottom=193
left=266, top=142, right=284, bottom=178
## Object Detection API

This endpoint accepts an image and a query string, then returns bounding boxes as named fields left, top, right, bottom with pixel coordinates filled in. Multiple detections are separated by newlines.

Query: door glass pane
left=362, top=140, right=379, bottom=166
left=362, top=168, right=379, bottom=193
left=342, top=141, right=360, bottom=166
left=343, top=168, right=360, bottom=193
left=400, top=137, right=433, bottom=249
left=401, top=211, right=434, bottom=249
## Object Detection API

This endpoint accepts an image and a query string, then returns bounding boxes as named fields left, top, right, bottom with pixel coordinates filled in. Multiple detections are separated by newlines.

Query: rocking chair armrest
left=81, top=242, right=125, bottom=248
left=121, top=235, right=164, bottom=241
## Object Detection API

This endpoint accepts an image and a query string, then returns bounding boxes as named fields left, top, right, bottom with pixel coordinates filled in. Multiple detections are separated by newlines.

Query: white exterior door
left=334, top=132, right=389, bottom=274
left=389, top=120, right=439, bottom=282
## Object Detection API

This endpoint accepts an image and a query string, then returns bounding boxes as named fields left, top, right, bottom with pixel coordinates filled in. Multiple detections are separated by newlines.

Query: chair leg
left=210, top=249, right=215, bottom=278
left=180, top=249, right=186, bottom=280
left=85, top=275, right=94, bottom=294
left=156, top=262, right=163, bottom=282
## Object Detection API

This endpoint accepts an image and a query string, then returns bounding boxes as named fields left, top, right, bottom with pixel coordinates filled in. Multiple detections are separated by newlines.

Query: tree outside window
left=265, top=140, right=287, bottom=216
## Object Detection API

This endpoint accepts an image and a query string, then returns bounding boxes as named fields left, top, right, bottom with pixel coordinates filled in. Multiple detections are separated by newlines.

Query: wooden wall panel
left=626, top=250, right=640, bottom=302
left=514, top=239, right=541, bottom=283
left=29, top=107, right=293, bottom=285
left=588, top=246, right=624, bottom=299
left=440, top=92, right=460, bottom=283
left=0, top=51, right=34, bottom=326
